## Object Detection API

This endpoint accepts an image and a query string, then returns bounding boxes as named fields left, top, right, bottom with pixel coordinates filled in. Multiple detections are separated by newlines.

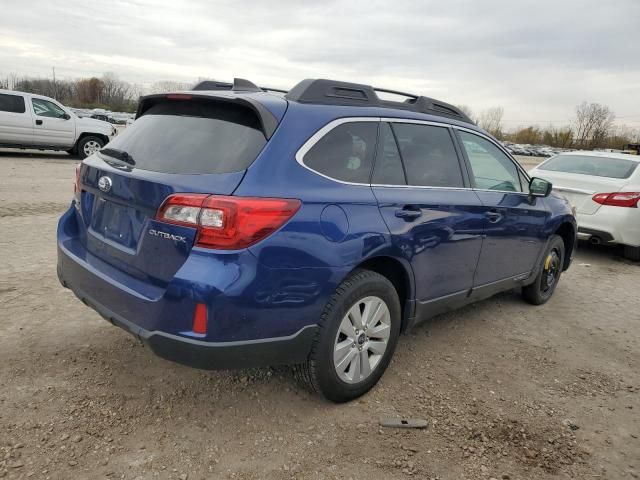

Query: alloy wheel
left=333, top=296, right=391, bottom=384
left=83, top=140, right=102, bottom=157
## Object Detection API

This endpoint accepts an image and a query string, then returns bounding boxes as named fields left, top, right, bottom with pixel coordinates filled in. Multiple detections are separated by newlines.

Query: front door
left=456, top=130, right=548, bottom=286
left=30, top=97, right=75, bottom=147
left=372, top=122, right=484, bottom=314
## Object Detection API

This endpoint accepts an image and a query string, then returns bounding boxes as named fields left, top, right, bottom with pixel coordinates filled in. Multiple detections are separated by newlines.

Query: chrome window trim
left=380, top=117, right=453, bottom=129
left=295, top=116, right=532, bottom=195
left=295, top=117, right=381, bottom=186
left=452, top=126, right=531, bottom=193
left=370, top=184, right=471, bottom=191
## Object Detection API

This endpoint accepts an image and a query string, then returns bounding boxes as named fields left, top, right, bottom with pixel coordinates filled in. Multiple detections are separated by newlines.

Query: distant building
left=625, top=143, right=640, bottom=155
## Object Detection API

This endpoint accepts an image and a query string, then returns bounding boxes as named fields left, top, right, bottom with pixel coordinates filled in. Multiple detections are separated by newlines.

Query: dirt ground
left=0, top=150, right=638, bottom=480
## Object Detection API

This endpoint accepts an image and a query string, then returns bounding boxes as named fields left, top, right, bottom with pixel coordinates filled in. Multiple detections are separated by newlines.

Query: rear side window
left=392, top=123, right=464, bottom=188
left=0, top=93, right=26, bottom=113
left=372, top=123, right=406, bottom=185
left=539, top=155, right=638, bottom=179
left=303, top=122, right=378, bottom=183
left=102, top=100, right=267, bottom=174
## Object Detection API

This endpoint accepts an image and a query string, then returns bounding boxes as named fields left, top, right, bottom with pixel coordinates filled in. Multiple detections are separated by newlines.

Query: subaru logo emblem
left=98, top=176, right=112, bottom=193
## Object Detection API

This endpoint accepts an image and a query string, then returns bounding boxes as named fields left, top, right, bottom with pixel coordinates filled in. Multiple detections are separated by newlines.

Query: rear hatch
left=75, top=93, right=284, bottom=287
left=533, top=155, right=638, bottom=215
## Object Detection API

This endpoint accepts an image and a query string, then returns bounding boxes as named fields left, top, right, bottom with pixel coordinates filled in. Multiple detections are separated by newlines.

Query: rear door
left=456, top=130, right=548, bottom=285
left=0, top=92, right=33, bottom=145
left=30, top=97, right=76, bottom=147
left=372, top=121, right=484, bottom=307
left=75, top=96, right=274, bottom=286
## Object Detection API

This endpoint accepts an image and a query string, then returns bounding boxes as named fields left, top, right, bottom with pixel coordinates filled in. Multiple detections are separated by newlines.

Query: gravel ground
left=0, top=150, right=638, bottom=480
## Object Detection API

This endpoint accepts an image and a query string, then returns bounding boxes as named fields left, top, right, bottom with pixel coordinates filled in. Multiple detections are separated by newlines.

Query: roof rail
left=192, top=78, right=287, bottom=95
left=285, top=78, right=474, bottom=124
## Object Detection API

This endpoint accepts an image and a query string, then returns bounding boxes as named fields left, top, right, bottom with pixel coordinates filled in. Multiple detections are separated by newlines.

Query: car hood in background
left=76, top=116, right=115, bottom=134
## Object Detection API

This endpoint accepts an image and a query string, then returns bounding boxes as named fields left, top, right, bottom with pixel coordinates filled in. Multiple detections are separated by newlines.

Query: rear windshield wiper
left=100, top=148, right=136, bottom=166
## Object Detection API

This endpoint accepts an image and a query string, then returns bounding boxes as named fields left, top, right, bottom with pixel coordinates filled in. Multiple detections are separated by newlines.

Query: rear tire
left=624, top=245, right=640, bottom=262
left=522, top=234, right=565, bottom=305
left=77, top=136, right=105, bottom=159
left=294, top=269, right=401, bottom=402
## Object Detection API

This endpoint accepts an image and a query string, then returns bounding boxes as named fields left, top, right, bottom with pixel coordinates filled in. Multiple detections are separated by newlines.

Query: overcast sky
left=1, top=0, right=639, bottom=128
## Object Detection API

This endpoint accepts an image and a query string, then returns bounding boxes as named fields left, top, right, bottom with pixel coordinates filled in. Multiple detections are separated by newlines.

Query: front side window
left=31, top=98, right=67, bottom=118
left=0, top=93, right=26, bottom=113
left=459, top=131, right=523, bottom=192
left=392, top=123, right=464, bottom=188
left=538, top=154, right=638, bottom=179
left=303, top=122, right=378, bottom=183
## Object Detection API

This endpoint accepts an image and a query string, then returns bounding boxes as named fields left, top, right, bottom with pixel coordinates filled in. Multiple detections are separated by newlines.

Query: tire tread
left=294, top=269, right=399, bottom=400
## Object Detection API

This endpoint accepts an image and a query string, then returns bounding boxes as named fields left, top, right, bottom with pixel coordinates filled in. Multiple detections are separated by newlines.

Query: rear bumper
left=577, top=207, right=640, bottom=247
left=56, top=204, right=344, bottom=370
left=58, top=267, right=317, bottom=369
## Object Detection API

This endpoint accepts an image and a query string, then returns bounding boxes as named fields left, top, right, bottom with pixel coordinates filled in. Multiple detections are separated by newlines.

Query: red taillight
left=73, top=163, right=81, bottom=204
left=592, top=192, right=640, bottom=208
left=156, top=194, right=301, bottom=249
left=192, top=303, right=208, bottom=334
left=166, top=94, right=192, bottom=100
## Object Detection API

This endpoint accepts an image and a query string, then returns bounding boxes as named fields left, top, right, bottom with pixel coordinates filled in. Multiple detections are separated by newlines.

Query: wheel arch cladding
left=352, top=255, right=414, bottom=332
left=555, top=222, right=576, bottom=270
left=77, top=132, right=109, bottom=146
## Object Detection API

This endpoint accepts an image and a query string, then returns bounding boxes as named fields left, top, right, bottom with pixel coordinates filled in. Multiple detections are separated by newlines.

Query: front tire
left=76, top=136, right=105, bottom=159
left=623, top=245, right=640, bottom=262
left=522, top=234, right=565, bottom=305
left=295, top=269, right=401, bottom=402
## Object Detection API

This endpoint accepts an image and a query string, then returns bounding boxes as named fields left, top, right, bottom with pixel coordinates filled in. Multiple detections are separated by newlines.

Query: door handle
left=395, top=206, right=422, bottom=220
left=35, top=119, right=43, bottom=125
left=486, top=209, right=503, bottom=223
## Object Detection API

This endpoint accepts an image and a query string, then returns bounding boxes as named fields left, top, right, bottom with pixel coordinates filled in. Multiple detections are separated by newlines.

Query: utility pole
left=52, top=66, right=57, bottom=99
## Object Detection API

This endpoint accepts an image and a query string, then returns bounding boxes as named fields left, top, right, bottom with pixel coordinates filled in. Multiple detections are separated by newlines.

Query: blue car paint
left=56, top=90, right=576, bottom=369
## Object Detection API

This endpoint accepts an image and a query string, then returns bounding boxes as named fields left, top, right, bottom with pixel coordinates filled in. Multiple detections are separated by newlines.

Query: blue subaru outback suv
left=57, top=78, right=577, bottom=402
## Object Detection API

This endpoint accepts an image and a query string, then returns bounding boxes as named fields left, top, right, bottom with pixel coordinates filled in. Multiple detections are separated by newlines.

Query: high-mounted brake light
left=592, top=192, right=640, bottom=208
left=166, top=94, right=192, bottom=100
left=156, top=194, right=301, bottom=249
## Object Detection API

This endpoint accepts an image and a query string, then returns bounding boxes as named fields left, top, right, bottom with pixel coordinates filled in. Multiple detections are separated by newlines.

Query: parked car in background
left=530, top=151, right=640, bottom=260
left=57, top=77, right=577, bottom=402
left=90, top=113, right=117, bottom=124
left=0, top=90, right=116, bottom=159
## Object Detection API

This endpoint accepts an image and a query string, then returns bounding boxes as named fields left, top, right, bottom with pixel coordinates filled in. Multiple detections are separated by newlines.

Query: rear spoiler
left=135, top=92, right=280, bottom=139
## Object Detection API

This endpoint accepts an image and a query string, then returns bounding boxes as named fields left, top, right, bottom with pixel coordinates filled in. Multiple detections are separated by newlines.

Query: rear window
left=303, top=122, right=378, bottom=183
left=0, top=93, right=26, bottom=113
left=101, top=100, right=267, bottom=174
left=539, top=155, right=638, bottom=179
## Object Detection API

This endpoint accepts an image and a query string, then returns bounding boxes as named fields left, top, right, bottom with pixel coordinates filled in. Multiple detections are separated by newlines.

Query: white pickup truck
left=0, top=89, right=117, bottom=159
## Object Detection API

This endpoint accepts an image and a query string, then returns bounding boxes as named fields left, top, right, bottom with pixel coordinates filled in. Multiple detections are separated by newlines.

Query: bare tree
left=514, top=126, right=542, bottom=145
left=456, top=104, right=476, bottom=123
left=540, top=125, right=574, bottom=148
left=100, top=72, right=135, bottom=111
left=573, top=102, right=615, bottom=149
left=478, top=107, right=504, bottom=138
left=150, top=80, right=195, bottom=94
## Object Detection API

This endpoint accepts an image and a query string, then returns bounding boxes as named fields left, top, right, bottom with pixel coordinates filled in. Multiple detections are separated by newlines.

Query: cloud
left=0, top=0, right=638, bottom=127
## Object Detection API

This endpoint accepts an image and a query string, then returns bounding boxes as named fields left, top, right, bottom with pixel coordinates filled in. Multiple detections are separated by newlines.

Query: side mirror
left=529, top=177, right=552, bottom=197
left=62, top=112, right=71, bottom=120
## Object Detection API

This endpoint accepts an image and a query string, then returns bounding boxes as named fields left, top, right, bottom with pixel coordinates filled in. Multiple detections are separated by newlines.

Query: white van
left=0, top=89, right=116, bottom=159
